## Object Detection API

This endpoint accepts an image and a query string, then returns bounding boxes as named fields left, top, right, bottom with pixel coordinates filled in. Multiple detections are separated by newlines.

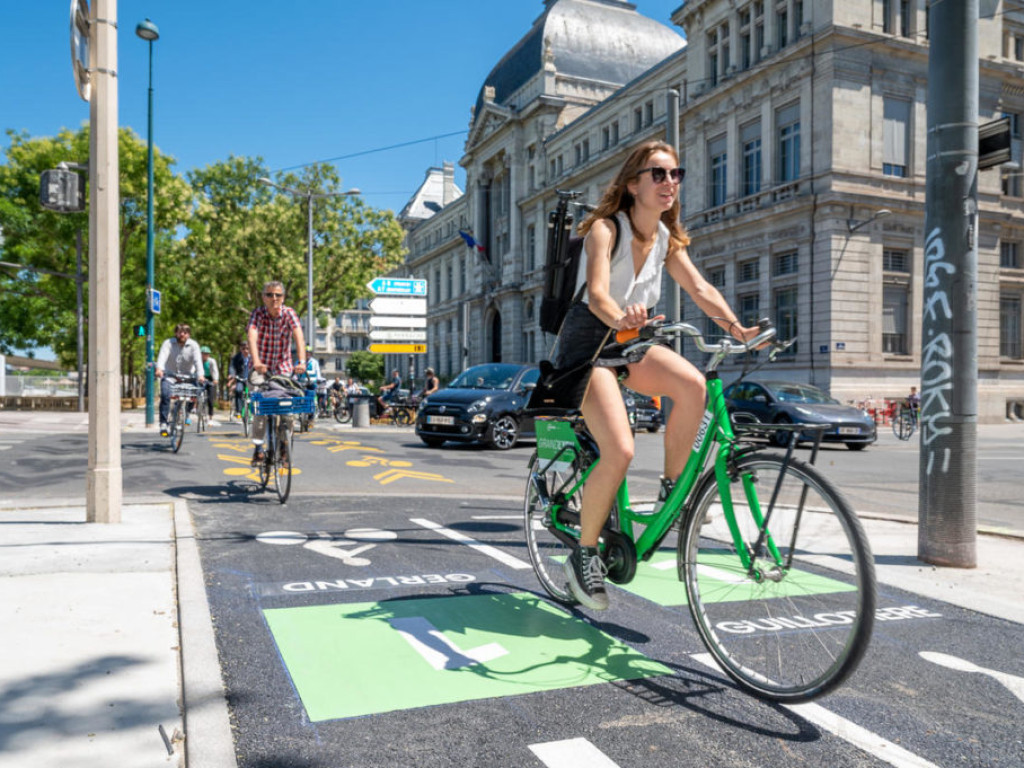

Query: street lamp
left=847, top=207, right=892, bottom=233
left=256, top=177, right=360, bottom=351
left=136, top=18, right=159, bottom=427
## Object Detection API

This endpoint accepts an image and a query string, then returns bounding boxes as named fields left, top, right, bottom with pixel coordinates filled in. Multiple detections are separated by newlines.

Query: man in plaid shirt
left=246, top=280, right=307, bottom=465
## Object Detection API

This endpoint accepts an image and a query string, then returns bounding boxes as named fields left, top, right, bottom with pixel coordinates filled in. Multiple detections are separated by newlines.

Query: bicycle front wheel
left=273, top=437, right=292, bottom=504
left=394, top=407, right=413, bottom=426
left=172, top=402, right=186, bottom=453
left=523, top=451, right=582, bottom=605
left=678, top=453, right=875, bottom=702
left=242, top=400, right=252, bottom=437
left=893, top=409, right=915, bottom=441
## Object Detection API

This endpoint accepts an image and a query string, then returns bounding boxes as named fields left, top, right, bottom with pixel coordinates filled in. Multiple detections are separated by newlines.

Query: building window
left=776, top=103, right=801, bottom=183
left=602, top=126, right=610, bottom=150
left=1001, top=112, right=1022, bottom=196
left=459, top=256, right=467, bottom=294
left=708, top=134, right=728, bottom=207
left=883, top=0, right=912, bottom=36
left=738, top=258, right=760, bottom=283
left=741, top=8, right=757, bottom=69
left=446, top=263, right=453, bottom=299
left=773, top=251, right=798, bottom=276
left=741, top=120, right=762, bottom=196
left=1001, top=294, right=1023, bottom=358
left=754, top=1, right=765, bottom=56
left=527, top=224, right=536, bottom=272
left=634, top=107, right=643, bottom=133
left=794, top=0, right=804, bottom=37
left=708, top=266, right=726, bottom=288
left=883, top=248, right=910, bottom=273
left=334, top=333, right=344, bottom=352
left=776, top=6, right=788, bottom=49
left=644, top=101, right=654, bottom=127
left=883, top=97, right=911, bottom=178
left=739, top=293, right=761, bottom=327
left=707, top=28, right=720, bottom=87
left=612, top=121, right=619, bottom=145
left=882, top=285, right=909, bottom=355
left=774, top=287, right=798, bottom=354
left=1001, top=241, right=1020, bottom=269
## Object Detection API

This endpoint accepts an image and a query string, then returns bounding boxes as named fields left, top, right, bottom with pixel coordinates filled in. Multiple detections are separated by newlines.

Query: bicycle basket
left=251, top=391, right=315, bottom=415
left=171, top=383, right=200, bottom=398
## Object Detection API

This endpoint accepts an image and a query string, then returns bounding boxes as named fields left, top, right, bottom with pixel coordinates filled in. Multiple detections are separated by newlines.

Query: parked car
left=723, top=379, right=876, bottom=450
left=624, top=388, right=664, bottom=433
left=415, top=363, right=540, bottom=449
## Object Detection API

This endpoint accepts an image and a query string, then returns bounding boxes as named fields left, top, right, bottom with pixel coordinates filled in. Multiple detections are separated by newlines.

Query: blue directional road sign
left=367, top=277, right=427, bottom=296
left=148, top=288, right=162, bottom=315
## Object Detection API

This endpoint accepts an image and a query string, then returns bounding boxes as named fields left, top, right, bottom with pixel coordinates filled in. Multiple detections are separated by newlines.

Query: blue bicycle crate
left=251, top=391, right=315, bottom=415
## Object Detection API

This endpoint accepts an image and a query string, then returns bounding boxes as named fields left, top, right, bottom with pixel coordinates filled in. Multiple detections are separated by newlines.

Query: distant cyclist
left=199, top=345, right=219, bottom=423
left=420, top=367, right=439, bottom=399
left=905, top=385, right=921, bottom=423
left=247, top=281, right=306, bottom=465
left=377, top=369, right=402, bottom=415
left=154, top=323, right=205, bottom=437
left=227, top=341, right=251, bottom=418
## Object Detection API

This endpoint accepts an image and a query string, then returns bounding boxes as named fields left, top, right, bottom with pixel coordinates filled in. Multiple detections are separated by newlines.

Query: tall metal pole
left=76, top=229, right=85, bottom=412
left=143, top=31, right=156, bottom=426
left=87, top=0, right=122, bottom=523
left=306, top=192, right=315, bottom=348
left=919, top=0, right=978, bottom=567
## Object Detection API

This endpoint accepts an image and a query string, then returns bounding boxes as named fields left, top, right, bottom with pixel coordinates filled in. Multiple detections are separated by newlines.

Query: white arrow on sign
left=370, top=329, right=428, bottom=342
left=369, top=315, right=427, bottom=329
left=369, top=297, right=427, bottom=315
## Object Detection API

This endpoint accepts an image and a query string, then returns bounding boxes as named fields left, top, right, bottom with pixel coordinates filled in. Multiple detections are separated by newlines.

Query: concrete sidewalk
left=0, top=498, right=234, bottom=768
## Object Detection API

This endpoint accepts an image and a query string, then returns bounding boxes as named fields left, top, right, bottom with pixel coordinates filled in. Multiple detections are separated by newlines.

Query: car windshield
left=448, top=364, right=520, bottom=390
left=770, top=383, right=838, bottom=405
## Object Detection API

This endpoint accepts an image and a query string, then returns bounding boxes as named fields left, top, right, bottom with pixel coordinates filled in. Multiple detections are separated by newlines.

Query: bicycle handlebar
left=614, top=319, right=794, bottom=371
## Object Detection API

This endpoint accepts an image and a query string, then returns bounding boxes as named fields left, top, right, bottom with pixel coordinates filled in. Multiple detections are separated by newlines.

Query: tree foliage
left=346, top=350, right=384, bottom=385
left=1, top=128, right=406, bottom=382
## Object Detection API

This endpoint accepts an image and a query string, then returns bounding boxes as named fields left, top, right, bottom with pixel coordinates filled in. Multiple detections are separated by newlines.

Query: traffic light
left=134, top=324, right=146, bottom=337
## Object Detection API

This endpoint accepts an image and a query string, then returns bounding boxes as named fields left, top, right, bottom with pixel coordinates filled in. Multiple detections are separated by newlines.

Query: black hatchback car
left=415, top=363, right=540, bottom=450
left=724, top=379, right=877, bottom=450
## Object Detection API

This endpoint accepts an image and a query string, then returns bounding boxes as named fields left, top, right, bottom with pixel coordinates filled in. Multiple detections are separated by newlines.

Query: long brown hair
left=578, top=140, right=690, bottom=252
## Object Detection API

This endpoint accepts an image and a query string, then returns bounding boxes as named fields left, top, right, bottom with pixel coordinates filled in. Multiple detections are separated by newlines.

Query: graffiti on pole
left=921, top=227, right=954, bottom=475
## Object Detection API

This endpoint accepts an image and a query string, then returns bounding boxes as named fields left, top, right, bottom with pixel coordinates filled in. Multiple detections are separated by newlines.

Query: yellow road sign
left=368, top=343, right=427, bottom=354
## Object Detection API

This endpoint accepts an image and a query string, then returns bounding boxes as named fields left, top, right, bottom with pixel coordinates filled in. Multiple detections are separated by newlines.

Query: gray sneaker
left=564, top=545, right=609, bottom=610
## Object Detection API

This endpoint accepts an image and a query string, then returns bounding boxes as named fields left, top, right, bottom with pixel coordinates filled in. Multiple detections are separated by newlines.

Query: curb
left=171, top=497, right=238, bottom=768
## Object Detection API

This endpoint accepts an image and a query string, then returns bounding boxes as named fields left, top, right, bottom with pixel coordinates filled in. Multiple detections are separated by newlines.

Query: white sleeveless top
left=577, top=210, right=669, bottom=309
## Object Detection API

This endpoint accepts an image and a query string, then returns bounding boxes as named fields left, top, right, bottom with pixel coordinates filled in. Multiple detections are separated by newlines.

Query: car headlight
left=466, top=400, right=487, bottom=414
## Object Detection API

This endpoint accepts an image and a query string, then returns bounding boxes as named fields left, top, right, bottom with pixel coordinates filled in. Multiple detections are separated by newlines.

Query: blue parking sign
left=148, top=288, right=162, bottom=315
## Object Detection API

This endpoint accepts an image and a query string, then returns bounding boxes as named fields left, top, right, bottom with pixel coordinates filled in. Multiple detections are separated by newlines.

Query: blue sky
left=2, top=1, right=685, bottom=214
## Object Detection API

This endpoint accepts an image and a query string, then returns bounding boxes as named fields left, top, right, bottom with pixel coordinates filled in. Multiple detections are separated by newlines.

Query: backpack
left=539, top=198, right=620, bottom=335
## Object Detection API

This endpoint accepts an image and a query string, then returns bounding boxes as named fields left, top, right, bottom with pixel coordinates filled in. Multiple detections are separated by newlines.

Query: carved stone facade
left=395, top=0, right=1024, bottom=421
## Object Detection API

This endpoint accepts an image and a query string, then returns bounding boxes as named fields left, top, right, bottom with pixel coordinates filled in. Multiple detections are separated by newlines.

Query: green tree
left=346, top=350, right=383, bottom=384
left=0, top=126, right=191, bottom=384
left=175, top=158, right=406, bottom=364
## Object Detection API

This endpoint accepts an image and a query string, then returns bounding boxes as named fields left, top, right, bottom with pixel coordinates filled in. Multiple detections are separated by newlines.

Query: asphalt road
left=3, top=418, right=1022, bottom=767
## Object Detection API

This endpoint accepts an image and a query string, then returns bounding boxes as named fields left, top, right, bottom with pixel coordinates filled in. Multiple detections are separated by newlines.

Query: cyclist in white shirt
left=155, top=323, right=205, bottom=436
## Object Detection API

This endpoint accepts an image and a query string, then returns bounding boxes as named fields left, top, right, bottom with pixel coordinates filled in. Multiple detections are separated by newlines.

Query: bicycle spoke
left=524, top=451, right=581, bottom=605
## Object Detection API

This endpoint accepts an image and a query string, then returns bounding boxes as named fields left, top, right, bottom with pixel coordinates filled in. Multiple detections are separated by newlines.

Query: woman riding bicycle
left=556, top=140, right=761, bottom=610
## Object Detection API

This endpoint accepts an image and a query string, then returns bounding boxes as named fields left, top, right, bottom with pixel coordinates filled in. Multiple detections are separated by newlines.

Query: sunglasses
left=264, top=292, right=284, bottom=298
left=638, top=166, right=685, bottom=184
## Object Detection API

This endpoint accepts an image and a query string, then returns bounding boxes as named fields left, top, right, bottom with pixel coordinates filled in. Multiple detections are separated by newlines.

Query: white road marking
left=529, top=737, right=622, bottom=767
left=691, top=653, right=941, bottom=768
left=920, top=651, right=1024, bottom=703
left=389, top=616, right=508, bottom=670
left=411, top=517, right=532, bottom=570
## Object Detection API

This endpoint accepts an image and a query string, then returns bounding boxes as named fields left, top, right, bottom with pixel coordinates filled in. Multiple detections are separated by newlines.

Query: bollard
left=352, top=397, right=370, bottom=428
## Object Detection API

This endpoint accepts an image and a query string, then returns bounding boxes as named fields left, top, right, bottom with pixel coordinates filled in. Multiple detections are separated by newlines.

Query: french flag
left=458, top=230, right=486, bottom=253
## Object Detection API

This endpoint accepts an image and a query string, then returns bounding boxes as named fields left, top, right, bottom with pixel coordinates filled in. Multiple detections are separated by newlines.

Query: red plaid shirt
left=247, top=305, right=301, bottom=375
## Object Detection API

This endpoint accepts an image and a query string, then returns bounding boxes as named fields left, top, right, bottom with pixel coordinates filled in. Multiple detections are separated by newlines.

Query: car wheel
left=771, top=415, right=794, bottom=447
left=846, top=442, right=868, bottom=451
left=487, top=414, right=519, bottom=450
left=420, top=437, right=446, bottom=448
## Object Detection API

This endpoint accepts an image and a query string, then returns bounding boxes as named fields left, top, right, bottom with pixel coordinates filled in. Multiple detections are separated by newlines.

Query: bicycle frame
left=536, top=368, right=788, bottom=577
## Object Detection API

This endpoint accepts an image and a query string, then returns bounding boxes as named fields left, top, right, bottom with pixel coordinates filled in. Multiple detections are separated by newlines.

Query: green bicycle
left=524, top=320, right=876, bottom=702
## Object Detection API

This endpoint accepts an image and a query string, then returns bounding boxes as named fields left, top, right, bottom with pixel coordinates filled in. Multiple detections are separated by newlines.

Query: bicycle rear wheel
left=334, top=401, right=352, bottom=424
left=272, top=429, right=292, bottom=504
left=523, top=451, right=582, bottom=605
left=172, top=401, right=186, bottom=453
left=394, top=407, right=413, bottom=426
left=678, top=453, right=875, bottom=702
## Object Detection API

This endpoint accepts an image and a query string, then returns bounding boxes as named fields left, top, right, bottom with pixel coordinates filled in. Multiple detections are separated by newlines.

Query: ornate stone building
left=393, top=0, right=1024, bottom=421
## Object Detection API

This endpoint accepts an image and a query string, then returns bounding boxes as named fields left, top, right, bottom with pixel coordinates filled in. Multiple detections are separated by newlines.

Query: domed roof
left=474, top=0, right=684, bottom=117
